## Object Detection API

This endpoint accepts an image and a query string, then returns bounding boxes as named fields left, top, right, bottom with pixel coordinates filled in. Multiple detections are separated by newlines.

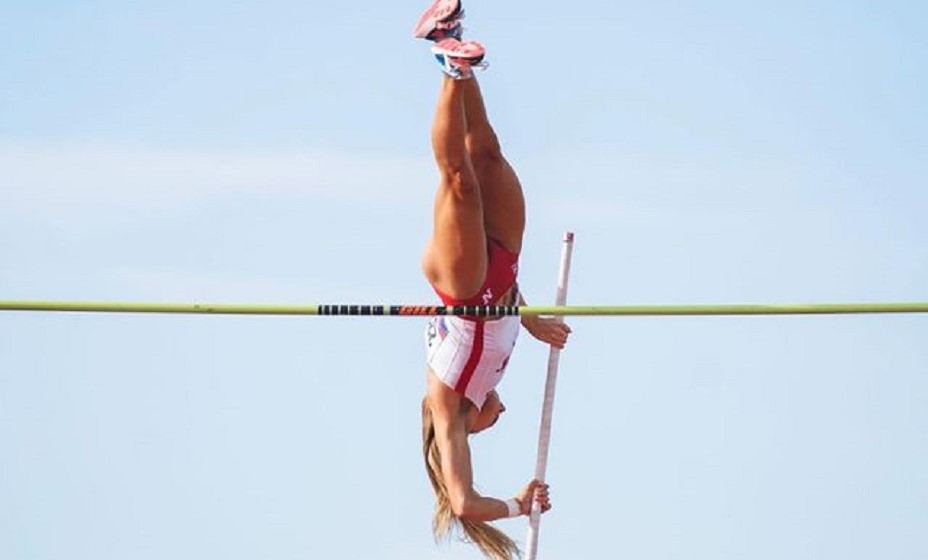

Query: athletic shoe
left=431, top=38, right=486, bottom=79
left=413, top=0, right=465, bottom=41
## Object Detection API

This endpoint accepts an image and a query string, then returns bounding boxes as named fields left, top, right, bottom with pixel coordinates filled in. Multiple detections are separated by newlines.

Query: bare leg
left=422, top=76, right=488, bottom=300
left=460, top=77, right=526, bottom=255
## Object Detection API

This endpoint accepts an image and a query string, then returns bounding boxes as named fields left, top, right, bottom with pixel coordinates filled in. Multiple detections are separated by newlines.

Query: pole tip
left=564, top=231, right=575, bottom=242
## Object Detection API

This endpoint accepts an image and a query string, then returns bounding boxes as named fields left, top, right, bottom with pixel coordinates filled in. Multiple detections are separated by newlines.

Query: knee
left=434, top=149, right=469, bottom=173
left=467, top=131, right=504, bottom=168
left=439, top=167, right=479, bottom=196
left=434, top=156, right=478, bottom=194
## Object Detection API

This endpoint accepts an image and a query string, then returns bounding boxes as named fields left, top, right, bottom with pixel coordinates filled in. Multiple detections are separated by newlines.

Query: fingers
left=546, top=322, right=571, bottom=349
left=533, top=485, right=553, bottom=513
left=526, top=318, right=573, bottom=348
left=523, top=480, right=553, bottom=514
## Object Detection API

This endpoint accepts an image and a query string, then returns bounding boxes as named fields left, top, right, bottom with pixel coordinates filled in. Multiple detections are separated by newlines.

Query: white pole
left=525, top=231, right=575, bottom=560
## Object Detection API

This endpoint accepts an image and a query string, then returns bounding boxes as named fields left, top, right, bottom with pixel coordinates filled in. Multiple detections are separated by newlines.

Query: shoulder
left=427, top=371, right=470, bottom=428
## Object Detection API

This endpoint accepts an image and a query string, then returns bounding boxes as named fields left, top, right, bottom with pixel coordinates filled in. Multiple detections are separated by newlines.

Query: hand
left=523, top=316, right=572, bottom=349
left=515, top=479, right=552, bottom=515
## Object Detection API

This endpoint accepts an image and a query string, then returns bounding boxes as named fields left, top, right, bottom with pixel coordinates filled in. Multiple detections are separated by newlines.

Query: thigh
left=422, top=172, right=488, bottom=300
left=472, top=155, right=526, bottom=254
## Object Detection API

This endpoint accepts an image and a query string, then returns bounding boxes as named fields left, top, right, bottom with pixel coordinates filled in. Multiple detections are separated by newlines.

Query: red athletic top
left=432, top=238, right=520, bottom=306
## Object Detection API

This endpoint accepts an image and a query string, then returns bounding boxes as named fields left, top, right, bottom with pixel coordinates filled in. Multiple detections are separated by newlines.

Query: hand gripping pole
left=525, top=232, right=575, bottom=560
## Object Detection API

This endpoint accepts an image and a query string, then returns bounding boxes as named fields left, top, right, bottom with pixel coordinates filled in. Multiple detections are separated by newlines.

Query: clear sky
left=1, top=1, right=926, bottom=559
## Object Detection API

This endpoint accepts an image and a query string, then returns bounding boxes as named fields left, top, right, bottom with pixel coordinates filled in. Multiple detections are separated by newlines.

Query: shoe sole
left=431, top=39, right=484, bottom=57
left=432, top=51, right=485, bottom=65
left=412, top=0, right=462, bottom=38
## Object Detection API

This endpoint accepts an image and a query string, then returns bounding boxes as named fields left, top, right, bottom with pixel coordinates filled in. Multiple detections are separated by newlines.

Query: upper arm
left=429, top=402, right=476, bottom=511
left=426, top=375, right=481, bottom=514
left=518, top=293, right=535, bottom=329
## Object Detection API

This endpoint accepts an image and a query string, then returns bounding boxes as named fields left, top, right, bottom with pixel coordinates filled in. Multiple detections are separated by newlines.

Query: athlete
left=414, top=1, right=572, bottom=558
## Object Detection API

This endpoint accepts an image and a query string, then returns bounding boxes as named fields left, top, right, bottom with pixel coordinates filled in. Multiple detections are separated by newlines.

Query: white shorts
left=425, top=316, right=520, bottom=409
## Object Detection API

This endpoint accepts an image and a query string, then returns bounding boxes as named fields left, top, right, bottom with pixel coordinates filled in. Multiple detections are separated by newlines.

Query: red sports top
left=432, top=238, right=520, bottom=306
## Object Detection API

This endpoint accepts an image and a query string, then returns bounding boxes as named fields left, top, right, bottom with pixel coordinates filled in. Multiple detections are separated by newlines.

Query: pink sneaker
left=430, top=38, right=486, bottom=79
left=413, top=0, right=464, bottom=41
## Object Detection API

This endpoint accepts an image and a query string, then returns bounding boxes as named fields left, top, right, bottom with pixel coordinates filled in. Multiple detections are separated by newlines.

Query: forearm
left=454, top=492, right=519, bottom=522
left=518, top=293, right=571, bottom=348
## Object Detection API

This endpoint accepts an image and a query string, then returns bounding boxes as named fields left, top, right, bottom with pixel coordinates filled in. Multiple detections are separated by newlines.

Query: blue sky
left=1, top=1, right=926, bottom=559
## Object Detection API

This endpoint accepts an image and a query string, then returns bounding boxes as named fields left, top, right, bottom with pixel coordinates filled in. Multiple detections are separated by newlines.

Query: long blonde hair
left=421, top=398, right=520, bottom=560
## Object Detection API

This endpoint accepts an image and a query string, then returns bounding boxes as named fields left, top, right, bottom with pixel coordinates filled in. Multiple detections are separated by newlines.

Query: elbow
left=449, top=494, right=478, bottom=520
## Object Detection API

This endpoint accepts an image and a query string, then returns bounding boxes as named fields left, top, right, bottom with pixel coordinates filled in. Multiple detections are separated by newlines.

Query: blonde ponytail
left=421, top=398, right=520, bottom=560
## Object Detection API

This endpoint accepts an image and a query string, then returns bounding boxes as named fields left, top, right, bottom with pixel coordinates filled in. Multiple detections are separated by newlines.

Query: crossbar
left=1, top=301, right=927, bottom=316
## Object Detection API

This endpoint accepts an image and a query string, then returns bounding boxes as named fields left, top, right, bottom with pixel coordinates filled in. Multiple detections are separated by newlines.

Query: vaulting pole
left=525, top=232, right=575, bottom=560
